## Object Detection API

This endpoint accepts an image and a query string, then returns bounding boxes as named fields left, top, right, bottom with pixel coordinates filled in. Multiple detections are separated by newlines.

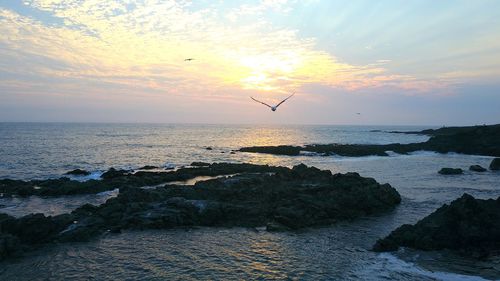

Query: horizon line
left=1, top=121, right=497, bottom=127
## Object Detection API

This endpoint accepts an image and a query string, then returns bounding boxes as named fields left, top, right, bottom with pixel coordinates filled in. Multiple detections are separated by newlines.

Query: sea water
left=0, top=123, right=498, bottom=280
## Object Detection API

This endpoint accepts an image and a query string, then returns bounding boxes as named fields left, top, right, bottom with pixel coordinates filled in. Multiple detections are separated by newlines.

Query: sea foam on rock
left=0, top=163, right=401, bottom=260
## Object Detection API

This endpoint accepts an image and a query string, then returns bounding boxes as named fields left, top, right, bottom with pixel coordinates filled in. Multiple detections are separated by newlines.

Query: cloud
left=0, top=0, right=444, bottom=104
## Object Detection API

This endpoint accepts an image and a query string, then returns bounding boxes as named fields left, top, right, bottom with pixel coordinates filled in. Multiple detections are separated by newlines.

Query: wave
left=164, top=163, right=176, bottom=170
left=96, top=188, right=119, bottom=197
left=66, top=170, right=104, bottom=182
left=370, top=253, right=490, bottom=281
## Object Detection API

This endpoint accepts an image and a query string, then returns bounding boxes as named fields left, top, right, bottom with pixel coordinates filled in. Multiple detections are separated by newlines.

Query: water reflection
left=0, top=189, right=118, bottom=217
left=0, top=123, right=429, bottom=180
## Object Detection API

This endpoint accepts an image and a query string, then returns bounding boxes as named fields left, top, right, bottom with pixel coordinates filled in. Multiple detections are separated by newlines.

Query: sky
left=0, top=0, right=499, bottom=125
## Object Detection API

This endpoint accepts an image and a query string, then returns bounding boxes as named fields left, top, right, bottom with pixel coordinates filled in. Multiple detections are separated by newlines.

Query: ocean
left=0, top=123, right=498, bottom=280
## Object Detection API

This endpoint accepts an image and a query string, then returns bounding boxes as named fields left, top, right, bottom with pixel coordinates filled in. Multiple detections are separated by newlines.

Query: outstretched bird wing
left=275, top=93, right=295, bottom=108
left=250, top=97, right=273, bottom=108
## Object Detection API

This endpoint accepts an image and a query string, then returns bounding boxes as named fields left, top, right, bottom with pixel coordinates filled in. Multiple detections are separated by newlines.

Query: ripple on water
left=1, top=209, right=498, bottom=280
left=0, top=189, right=119, bottom=218
left=0, top=124, right=499, bottom=280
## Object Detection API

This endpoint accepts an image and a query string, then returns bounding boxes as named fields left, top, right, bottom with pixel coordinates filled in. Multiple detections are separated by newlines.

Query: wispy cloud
left=1, top=0, right=449, bottom=103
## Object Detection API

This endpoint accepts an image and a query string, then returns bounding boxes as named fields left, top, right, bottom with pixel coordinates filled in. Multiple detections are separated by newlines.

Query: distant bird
left=184, top=58, right=194, bottom=61
left=250, top=93, right=295, bottom=112
left=356, top=112, right=361, bottom=115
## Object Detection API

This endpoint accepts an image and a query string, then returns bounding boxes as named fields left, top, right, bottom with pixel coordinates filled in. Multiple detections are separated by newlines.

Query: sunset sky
left=1, top=0, right=499, bottom=125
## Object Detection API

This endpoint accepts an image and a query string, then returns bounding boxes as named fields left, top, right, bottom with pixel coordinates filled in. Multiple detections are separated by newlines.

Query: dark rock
left=438, top=168, right=463, bottom=175
left=1, top=163, right=281, bottom=197
left=138, top=165, right=158, bottom=170
left=266, top=221, right=291, bottom=232
left=65, top=169, right=91, bottom=176
left=1, top=213, right=72, bottom=244
left=469, top=165, right=487, bottom=172
left=0, top=163, right=401, bottom=261
left=240, top=145, right=301, bottom=156
left=390, top=124, right=498, bottom=137
left=373, top=194, right=500, bottom=258
left=0, top=234, right=21, bottom=260
left=205, top=147, right=213, bottom=150
left=240, top=124, right=500, bottom=157
left=190, top=162, right=210, bottom=167
left=490, top=158, right=500, bottom=170
left=0, top=177, right=120, bottom=197
left=101, top=168, right=130, bottom=179
left=240, top=143, right=410, bottom=157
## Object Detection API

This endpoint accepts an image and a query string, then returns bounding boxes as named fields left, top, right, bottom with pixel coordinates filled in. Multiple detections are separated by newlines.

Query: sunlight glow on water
left=0, top=123, right=429, bottom=180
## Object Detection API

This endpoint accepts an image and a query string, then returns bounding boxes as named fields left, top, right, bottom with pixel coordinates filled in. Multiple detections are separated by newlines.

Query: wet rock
left=438, top=168, right=463, bottom=175
left=490, top=158, right=500, bottom=170
left=373, top=194, right=500, bottom=258
left=138, top=165, right=158, bottom=170
left=240, top=145, right=301, bottom=156
left=101, top=168, right=130, bottom=179
left=1, top=163, right=283, bottom=197
left=65, top=169, right=91, bottom=176
left=1, top=213, right=72, bottom=244
left=190, top=162, right=210, bottom=167
left=0, top=233, right=21, bottom=260
left=240, top=124, right=500, bottom=157
left=266, top=221, right=291, bottom=232
left=469, top=165, right=487, bottom=172
left=0, top=163, right=401, bottom=261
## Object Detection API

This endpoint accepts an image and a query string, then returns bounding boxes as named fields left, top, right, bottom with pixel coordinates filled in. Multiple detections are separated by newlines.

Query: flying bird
left=250, top=93, right=295, bottom=112
left=184, top=58, right=194, bottom=61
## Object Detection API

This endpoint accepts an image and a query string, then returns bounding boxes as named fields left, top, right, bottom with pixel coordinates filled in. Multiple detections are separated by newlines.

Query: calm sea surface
left=0, top=123, right=498, bottom=280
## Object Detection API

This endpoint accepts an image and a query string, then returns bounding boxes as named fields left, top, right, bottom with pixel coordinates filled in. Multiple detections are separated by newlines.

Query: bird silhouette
left=250, top=93, right=295, bottom=112
left=184, top=58, right=194, bottom=61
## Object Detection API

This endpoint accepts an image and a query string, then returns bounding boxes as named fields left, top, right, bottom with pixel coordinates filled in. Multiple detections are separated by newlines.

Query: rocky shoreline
left=373, top=194, right=500, bottom=259
left=0, top=163, right=284, bottom=197
left=239, top=124, right=500, bottom=157
left=0, top=163, right=401, bottom=260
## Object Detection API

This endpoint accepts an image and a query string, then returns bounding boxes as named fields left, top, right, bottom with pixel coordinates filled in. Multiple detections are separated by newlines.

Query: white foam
left=375, top=253, right=490, bottom=281
left=299, top=151, right=325, bottom=156
left=97, top=188, right=119, bottom=197
left=329, top=155, right=390, bottom=162
left=68, top=170, right=104, bottom=182
left=164, top=163, right=176, bottom=170
left=407, top=150, right=446, bottom=157
left=85, top=171, right=104, bottom=180
left=385, top=150, right=402, bottom=157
